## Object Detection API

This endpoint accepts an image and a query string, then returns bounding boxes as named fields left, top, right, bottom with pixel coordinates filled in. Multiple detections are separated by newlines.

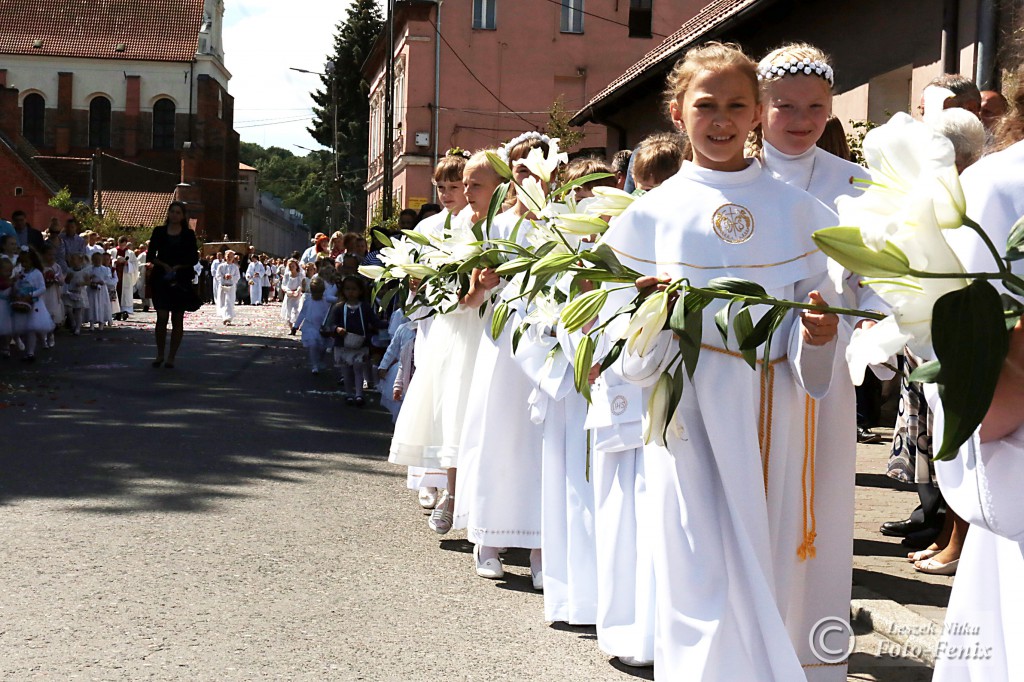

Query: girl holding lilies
left=453, top=135, right=559, bottom=586
left=388, top=151, right=500, bottom=533
left=598, top=42, right=849, bottom=680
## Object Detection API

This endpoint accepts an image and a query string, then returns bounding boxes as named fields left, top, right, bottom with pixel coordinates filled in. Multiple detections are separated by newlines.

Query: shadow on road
left=0, top=325, right=398, bottom=513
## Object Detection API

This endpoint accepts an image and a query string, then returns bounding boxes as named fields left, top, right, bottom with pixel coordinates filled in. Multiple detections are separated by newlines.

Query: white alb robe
left=602, top=160, right=849, bottom=681
left=246, top=261, right=264, bottom=304
left=514, top=323, right=598, bottom=624
left=452, top=210, right=545, bottom=549
left=933, top=139, right=1024, bottom=682
left=215, top=263, right=240, bottom=321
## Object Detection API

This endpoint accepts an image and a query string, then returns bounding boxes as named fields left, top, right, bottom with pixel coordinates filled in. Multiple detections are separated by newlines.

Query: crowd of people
left=4, top=36, right=1023, bottom=682
left=0, top=215, right=146, bottom=360
left=359, top=42, right=1022, bottom=682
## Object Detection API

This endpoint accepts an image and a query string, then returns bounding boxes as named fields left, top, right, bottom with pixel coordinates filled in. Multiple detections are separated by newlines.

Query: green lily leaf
left=373, top=230, right=393, bottom=248
left=932, top=280, right=1009, bottom=460
left=551, top=172, right=615, bottom=199
left=813, top=227, right=912, bottom=277
left=400, top=230, right=431, bottom=246
left=732, top=308, right=758, bottom=370
left=484, top=183, right=510, bottom=240
left=574, top=335, right=596, bottom=403
left=739, top=305, right=787, bottom=351
left=909, top=360, right=942, bottom=383
left=600, top=337, right=625, bottom=373
left=494, top=257, right=534, bottom=276
left=490, top=302, right=511, bottom=341
left=706, top=277, right=768, bottom=298
left=1004, top=214, right=1024, bottom=261
left=485, top=151, right=513, bottom=180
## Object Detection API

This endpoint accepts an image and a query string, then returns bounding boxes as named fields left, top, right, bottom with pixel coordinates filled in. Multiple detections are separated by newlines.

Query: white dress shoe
left=617, top=656, right=653, bottom=668
left=418, top=487, right=438, bottom=510
left=474, top=544, right=504, bottom=580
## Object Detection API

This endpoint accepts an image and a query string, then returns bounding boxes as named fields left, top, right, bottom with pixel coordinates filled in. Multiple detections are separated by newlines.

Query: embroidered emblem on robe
left=611, top=394, right=629, bottom=416
left=712, top=203, right=755, bottom=244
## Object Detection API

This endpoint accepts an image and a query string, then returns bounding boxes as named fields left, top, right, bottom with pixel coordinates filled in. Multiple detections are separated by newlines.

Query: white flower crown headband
left=497, top=131, right=552, bottom=164
left=757, top=58, right=834, bottom=87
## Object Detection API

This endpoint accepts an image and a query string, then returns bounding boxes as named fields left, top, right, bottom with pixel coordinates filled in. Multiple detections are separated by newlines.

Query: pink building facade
left=362, top=0, right=702, bottom=221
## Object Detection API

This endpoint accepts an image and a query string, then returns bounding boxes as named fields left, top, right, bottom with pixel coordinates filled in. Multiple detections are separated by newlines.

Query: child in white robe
left=215, top=250, right=240, bottom=324
left=10, top=247, right=55, bottom=361
left=281, top=259, right=305, bottom=331
left=246, top=258, right=264, bottom=305
left=599, top=43, right=848, bottom=681
left=388, top=152, right=488, bottom=528
left=39, top=244, right=64, bottom=348
left=756, top=43, right=879, bottom=680
left=63, top=253, right=88, bottom=335
left=85, top=251, right=115, bottom=330
left=295, top=275, right=331, bottom=374
left=453, top=141, right=549, bottom=582
left=0, top=259, right=14, bottom=354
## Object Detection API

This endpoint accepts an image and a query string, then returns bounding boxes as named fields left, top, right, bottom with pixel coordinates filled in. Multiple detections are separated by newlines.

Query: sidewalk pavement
left=850, top=432, right=950, bottom=674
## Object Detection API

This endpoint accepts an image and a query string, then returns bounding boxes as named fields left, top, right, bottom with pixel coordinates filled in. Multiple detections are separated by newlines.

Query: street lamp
left=289, top=63, right=338, bottom=181
left=291, top=62, right=339, bottom=229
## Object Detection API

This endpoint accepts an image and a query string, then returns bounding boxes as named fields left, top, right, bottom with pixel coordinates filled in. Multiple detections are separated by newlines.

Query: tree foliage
left=239, top=141, right=330, bottom=230
left=309, top=0, right=384, bottom=230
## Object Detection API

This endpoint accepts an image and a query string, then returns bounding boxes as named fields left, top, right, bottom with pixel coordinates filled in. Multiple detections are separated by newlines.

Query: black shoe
left=857, top=427, right=882, bottom=444
left=880, top=518, right=933, bottom=537
left=901, top=528, right=941, bottom=550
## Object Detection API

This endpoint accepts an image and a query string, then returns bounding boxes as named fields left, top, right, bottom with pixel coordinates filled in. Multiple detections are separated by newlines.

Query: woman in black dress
left=148, top=202, right=199, bottom=368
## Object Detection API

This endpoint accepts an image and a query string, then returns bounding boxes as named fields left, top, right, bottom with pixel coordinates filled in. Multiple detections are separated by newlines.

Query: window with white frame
left=561, top=0, right=583, bottom=33
left=473, top=0, right=496, bottom=29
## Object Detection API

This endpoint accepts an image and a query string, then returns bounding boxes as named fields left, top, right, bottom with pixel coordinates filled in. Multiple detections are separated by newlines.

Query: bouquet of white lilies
left=362, top=120, right=1021, bottom=460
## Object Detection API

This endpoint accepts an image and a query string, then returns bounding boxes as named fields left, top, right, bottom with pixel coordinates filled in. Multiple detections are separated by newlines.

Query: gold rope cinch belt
left=700, top=344, right=817, bottom=562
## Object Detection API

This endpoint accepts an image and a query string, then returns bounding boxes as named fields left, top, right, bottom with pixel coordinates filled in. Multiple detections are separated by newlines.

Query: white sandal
left=915, top=557, right=959, bottom=575
left=907, top=548, right=940, bottom=563
left=427, top=491, right=453, bottom=534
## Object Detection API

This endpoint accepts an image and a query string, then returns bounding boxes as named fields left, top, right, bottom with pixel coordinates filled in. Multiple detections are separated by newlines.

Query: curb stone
left=851, top=584, right=941, bottom=667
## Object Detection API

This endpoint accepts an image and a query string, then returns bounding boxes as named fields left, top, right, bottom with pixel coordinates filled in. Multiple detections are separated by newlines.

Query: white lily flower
left=551, top=213, right=609, bottom=236
left=378, top=238, right=438, bottom=279
left=519, top=176, right=548, bottom=214
left=358, top=265, right=385, bottom=280
left=520, top=138, right=568, bottom=183
left=580, top=186, right=635, bottom=217
left=421, top=220, right=482, bottom=266
left=621, top=290, right=669, bottom=356
left=837, top=112, right=967, bottom=251
left=643, top=372, right=673, bottom=446
left=846, top=316, right=909, bottom=386
left=524, top=220, right=579, bottom=255
left=526, top=290, right=564, bottom=333
left=861, top=196, right=968, bottom=358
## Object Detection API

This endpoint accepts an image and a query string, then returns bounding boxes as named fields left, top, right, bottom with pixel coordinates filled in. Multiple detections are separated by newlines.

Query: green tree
left=309, top=0, right=384, bottom=231
left=239, top=143, right=330, bottom=230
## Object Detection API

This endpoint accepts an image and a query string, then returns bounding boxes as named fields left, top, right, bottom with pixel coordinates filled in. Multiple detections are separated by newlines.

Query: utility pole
left=382, top=0, right=396, bottom=222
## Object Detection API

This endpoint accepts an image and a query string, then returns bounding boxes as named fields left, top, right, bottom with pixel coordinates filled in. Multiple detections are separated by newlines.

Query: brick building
left=362, top=0, right=703, bottom=221
left=0, top=0, right=240, bottom=238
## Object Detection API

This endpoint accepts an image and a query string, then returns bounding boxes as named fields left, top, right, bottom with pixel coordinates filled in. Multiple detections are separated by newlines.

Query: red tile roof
left=0, top=0, right=205, bottom=63
left=95, top=190, right=174, bottom=227
left=571, top=0, right=769, bottom=125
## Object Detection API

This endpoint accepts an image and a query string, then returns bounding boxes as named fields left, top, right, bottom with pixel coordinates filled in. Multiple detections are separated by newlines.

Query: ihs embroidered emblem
left=611, top=394, right=629, bottom=416
left=711, top=204, right=755, bottom=244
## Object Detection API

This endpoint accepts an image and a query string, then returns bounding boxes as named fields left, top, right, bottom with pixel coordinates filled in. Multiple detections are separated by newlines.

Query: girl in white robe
left=39, top=244, right=64, bottom=348
left=11, top=247, right=55, bottom=360
left=452, top=139, right=554, bottom=581
left=280, top=259, right=306, bottom=329
left=215, top=251, right=240, bottom=324
left=246, top=259, right=264, bottom=305
left=932, top=125, right=1024, bottom=682
left=757, top=43, right=885, bottom=680
left=388, top=153, right=491, bottom=530
left=85, top=252, right=115, bottom=329
left=600, top=44, right=848, bottom=681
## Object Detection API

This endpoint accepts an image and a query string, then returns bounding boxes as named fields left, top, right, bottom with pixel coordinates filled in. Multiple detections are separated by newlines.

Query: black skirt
left=151, top=270, right=202, bottom=313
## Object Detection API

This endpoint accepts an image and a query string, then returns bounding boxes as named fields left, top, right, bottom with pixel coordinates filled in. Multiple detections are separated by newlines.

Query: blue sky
left=223, top=1, right=350, bottom=154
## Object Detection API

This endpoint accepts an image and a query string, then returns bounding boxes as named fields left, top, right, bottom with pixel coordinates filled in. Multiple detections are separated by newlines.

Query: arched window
left=22, top=93, right=45, bottom=147
left=153, top=98, right=176, bottom=150
left=89, top=96, right=112, bottom=148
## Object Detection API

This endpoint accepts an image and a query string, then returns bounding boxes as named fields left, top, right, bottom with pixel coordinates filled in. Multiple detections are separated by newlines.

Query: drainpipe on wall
left=975, top=0, right=998, bottom=89
left=189, top=60, right=196, bottom=143
left=432, top=0, right=443, bottom=202
left=942, top=0, right=959, bottom=74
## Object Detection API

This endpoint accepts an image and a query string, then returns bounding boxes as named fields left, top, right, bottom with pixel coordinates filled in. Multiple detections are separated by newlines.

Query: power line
left=236, top=116, right=314, bottom=129
left=426, top=17, right=537, bottom=129
left=537, top=0, right=670, bottom=39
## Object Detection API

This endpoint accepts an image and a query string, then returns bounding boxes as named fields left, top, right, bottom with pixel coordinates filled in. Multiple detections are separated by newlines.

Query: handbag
left=341, top=303, right=367, bottom=349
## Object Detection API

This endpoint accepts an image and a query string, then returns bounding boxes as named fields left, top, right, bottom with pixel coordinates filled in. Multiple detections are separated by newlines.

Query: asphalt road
left=0, top=306, right=933, bottom=681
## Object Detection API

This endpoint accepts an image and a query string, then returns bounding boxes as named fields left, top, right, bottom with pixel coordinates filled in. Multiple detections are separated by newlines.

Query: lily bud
left=643, top=372, right=673, bottom=446
left=621, top=290, right=669, bottom=356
